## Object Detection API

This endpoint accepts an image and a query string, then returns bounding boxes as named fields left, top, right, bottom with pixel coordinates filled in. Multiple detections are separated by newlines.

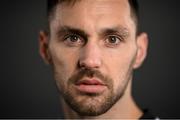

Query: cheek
left=104, top=45, right=137, bottom=91
left=49, top=43, right=78, bottom=87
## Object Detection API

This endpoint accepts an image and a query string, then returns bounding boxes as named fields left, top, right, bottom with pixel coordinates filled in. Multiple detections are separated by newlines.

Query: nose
left=79, top=41, right=102, bottom=69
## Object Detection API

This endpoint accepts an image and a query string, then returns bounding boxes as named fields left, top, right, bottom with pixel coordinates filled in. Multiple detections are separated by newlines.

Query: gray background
left=0, top=0, right=180, bottom=118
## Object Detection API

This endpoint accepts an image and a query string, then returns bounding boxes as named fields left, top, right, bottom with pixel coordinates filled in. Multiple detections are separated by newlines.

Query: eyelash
left=63, top=34, right=85, bottom=47
left=62, top=34, right=124, bottom=47
left=104, top=35, right=123, bottom=47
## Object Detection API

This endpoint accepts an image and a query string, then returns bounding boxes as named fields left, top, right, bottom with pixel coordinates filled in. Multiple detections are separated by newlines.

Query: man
left=39, top=0, right=155, bottom=119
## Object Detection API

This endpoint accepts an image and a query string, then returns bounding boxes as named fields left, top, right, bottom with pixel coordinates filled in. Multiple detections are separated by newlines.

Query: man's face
left=41, top=0, right=147, bottom=116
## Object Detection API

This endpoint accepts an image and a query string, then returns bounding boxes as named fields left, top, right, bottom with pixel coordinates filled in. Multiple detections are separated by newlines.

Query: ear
left=39, top=30, right=51, bottom=64
left=133, top=32, right=149, bottom=69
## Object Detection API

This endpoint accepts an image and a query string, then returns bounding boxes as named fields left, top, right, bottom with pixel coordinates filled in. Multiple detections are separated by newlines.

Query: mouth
left=74, top=79, right=107, bottom=94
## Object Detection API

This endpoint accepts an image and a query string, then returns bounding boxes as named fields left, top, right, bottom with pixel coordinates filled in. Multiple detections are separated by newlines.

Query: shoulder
left=139, top=109, right=160, bottom=120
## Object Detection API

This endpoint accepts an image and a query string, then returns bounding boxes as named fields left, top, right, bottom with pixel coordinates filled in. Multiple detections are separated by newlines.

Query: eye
left=105, top=35, right=122, bottom=47
left=64, top=34, right=84, bottom=47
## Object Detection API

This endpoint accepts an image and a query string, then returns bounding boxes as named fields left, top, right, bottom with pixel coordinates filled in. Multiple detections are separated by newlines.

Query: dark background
left=0, top=0, right=180, bottom=118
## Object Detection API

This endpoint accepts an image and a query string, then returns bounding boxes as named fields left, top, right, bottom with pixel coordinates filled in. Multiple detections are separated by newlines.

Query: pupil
left=71, top=36, right=78, bottom=42
left=110, top=37, right=116, bottom=43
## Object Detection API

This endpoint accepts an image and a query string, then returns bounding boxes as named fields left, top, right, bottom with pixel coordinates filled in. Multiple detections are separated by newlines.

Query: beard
left=56, top=67, right=132, bottom=116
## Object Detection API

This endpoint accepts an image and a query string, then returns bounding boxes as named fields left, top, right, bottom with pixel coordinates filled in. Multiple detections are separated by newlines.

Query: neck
left=60, top=81, right=142, bottom=119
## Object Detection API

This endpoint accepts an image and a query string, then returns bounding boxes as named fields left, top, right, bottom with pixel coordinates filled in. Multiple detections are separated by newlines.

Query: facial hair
left=58, top=67, right=132, bottom=116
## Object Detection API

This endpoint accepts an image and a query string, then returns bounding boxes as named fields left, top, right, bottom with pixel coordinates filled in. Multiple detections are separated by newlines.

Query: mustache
left=68, top=68, right=112, bottom=88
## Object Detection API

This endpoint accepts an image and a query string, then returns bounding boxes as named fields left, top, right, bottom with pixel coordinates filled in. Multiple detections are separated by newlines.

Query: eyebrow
left=99, top=26, right=130, bottom=39
left=57, top=26, right=89, bottom=40
left=56, top=25, right=130, bottom=39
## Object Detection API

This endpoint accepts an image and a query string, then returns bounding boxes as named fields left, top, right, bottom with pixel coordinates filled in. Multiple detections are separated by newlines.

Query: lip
left=75, top=79, right=107, bottom=94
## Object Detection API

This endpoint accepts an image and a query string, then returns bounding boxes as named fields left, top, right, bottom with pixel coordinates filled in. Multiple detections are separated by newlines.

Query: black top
left=139, top=109, right=159, bottom=119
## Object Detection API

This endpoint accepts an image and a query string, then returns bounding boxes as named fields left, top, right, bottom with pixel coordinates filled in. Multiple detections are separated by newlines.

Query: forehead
left=50, top=0, right=135, bottom=36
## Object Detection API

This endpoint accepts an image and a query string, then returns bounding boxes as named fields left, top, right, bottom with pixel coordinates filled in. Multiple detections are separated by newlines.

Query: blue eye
left=64, top=34, right=84, bottom=47
left=105, top=35, right=122, bottom=47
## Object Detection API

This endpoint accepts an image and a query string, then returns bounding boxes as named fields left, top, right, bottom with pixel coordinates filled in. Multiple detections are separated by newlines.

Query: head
left=39, top=0, right=148, bottom=116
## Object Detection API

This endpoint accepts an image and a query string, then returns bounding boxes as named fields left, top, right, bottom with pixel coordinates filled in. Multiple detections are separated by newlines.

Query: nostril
left=78, top=60, right=88, bottom=70
left=78, top=59, right=101, bottom=69
left=78, top=60, right=91, bottom=69
left=78, top=61, right=85, bottom=68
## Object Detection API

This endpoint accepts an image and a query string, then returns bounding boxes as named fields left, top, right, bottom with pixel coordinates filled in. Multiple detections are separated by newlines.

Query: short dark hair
left=47, top=0, right=139, bottom=30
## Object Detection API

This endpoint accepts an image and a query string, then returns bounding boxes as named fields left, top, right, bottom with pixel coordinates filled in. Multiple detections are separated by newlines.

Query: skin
left=39, top=0, right=148, bottom=119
